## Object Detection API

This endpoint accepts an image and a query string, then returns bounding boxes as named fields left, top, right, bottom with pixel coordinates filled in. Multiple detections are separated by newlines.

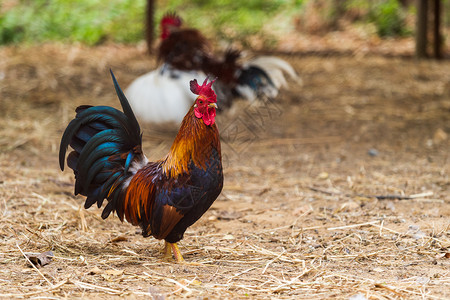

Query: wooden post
left=415, top=0, right=428, bottom=58
left=432, top=0, right=442, bottom=59
left=145, top=0, right=155, bottom=54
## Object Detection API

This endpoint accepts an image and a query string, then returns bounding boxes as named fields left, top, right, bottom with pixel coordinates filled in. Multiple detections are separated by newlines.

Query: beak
left=208, top=103, right=218, bottom=109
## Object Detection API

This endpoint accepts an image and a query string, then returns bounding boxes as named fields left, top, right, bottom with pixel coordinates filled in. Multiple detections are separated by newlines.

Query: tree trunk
left=145, top=0, right=155, bottom=54
left=415, top=0, right=428, bottom=58
left=432, top=0, right=442, bottom=59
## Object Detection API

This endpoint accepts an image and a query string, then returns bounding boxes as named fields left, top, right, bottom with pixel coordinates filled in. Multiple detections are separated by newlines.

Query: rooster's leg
left=171, top=242, right=185, bottom=262
left=163, top=242, right=172, bottom=259
left=163, top=242, right=185, bottom=262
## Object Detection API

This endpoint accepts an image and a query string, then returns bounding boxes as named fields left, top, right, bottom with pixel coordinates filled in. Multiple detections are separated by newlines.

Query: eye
left=199, top=100, right=203, bottom=104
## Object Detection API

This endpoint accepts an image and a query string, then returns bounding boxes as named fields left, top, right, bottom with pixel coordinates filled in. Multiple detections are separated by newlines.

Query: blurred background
left=0, top=1, right=449, bottom=298
left=0, top=0, right=449, bottom=57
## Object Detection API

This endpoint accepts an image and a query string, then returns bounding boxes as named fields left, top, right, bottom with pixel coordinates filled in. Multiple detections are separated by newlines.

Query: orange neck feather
left=162, top=106, right=220, bottom=177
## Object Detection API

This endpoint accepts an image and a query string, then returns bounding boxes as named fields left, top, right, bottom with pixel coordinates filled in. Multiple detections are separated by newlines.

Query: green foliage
left=369, top=0, right=408, bottom=37
left=154, top=0, right=302, bottom=48
left=0, top=0, right=145, bottom=45
left=444, top=0, right=450, bottom=27
left=0, top=0, right=304, bottom=46
left=0, top=0, right=419, bottom=46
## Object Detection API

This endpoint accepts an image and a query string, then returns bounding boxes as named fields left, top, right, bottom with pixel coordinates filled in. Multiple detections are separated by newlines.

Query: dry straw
left=0, top=44, right=449, bottom=298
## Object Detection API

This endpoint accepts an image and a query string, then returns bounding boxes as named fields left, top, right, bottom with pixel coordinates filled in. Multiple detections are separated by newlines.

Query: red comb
left=190, top=78, right=217, bottom=102
left=161, top=12, right=182, bottom=27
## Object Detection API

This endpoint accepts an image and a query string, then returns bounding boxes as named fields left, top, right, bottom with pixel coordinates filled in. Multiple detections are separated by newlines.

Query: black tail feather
left=109, top=69, right=141, bottom=144
left=237, top=66, right=274, bottom=97
left=59, top=70, right=145, bottom=218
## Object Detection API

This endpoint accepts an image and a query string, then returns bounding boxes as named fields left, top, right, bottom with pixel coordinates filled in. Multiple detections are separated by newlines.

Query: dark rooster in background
left=125, top=12, right=298, bottom=124
left=60, top=71, right=223, bottom=262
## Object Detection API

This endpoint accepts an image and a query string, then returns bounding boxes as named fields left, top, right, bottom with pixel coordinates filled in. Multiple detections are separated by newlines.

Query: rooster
left=59, top=70, right=223, bottom=262
left=125, top=12, right=298, bottom=124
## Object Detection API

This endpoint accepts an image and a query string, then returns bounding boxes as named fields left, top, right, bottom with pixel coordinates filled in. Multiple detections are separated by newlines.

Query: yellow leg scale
left=164, top=242, right=184, bottom=263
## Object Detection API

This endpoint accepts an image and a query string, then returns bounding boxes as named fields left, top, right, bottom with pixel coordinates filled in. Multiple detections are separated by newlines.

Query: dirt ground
left=0, top=44, right=449, bottom=299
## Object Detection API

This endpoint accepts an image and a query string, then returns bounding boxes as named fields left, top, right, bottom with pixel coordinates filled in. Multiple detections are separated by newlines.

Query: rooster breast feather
left=127, top=146, right=222, bottom=243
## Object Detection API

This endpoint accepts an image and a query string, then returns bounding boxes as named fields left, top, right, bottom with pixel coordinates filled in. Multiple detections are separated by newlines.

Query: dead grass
left=0, top=44, right=449, bottom=299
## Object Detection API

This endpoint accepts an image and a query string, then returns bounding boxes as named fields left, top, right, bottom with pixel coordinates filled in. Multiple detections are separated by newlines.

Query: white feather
left=128, top=155, right=149, bottom=175
left=235, top=85, right=257, bottom=101
left=125, top=65, right=207, bottom=124
left=121, top=154, right=149, bottom=190
left=246, top=56, right=299, bottom=89
left=125, top=57, right=299, bottom=124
